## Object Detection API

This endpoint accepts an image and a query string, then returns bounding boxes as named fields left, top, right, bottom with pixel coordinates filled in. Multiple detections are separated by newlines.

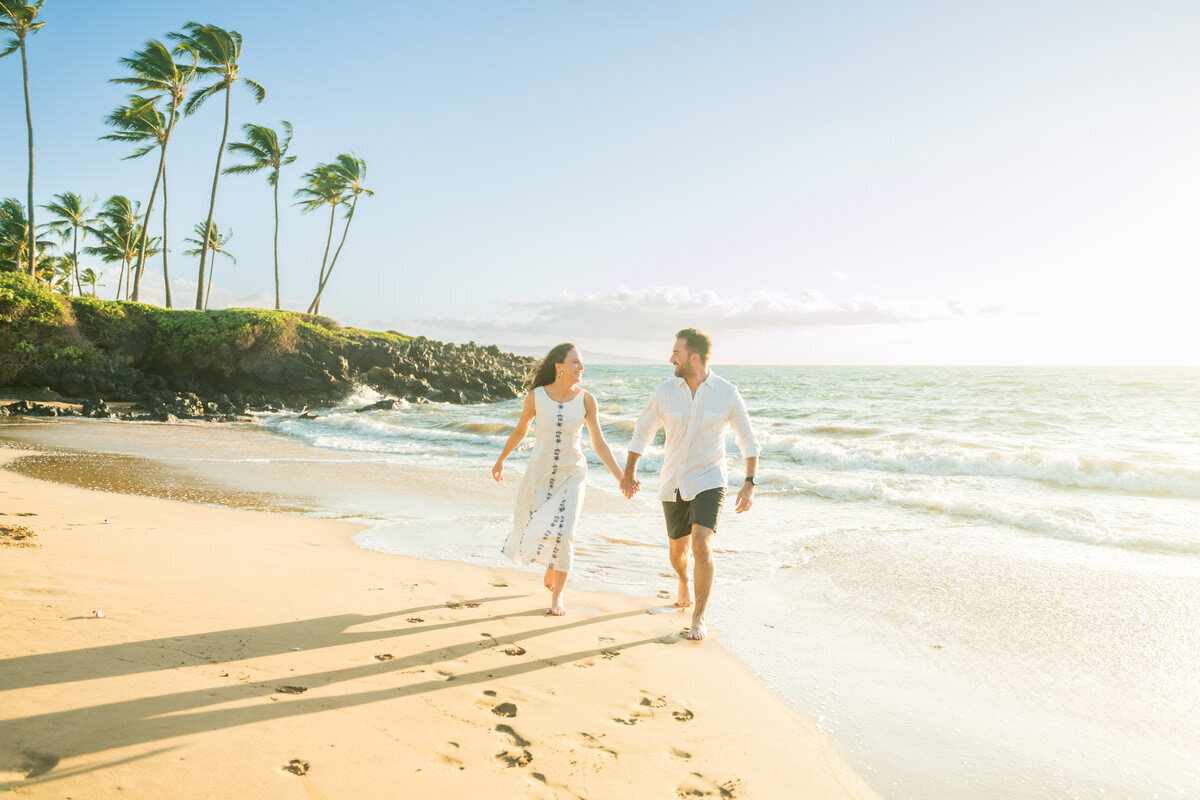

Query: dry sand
left=0, top=446, right=878, bottom=799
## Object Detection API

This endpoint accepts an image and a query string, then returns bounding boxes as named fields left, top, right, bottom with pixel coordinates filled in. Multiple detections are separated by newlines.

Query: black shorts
left=662, top=488, right=725, bottom=540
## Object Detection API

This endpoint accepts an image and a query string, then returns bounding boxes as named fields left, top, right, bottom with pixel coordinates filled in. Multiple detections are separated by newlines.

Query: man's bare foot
left=543, top=566, right=553, bottom=590
left=675, top=579, right=693, bottom=608
left=547, top=601, right=566, bottom=616
left=686, top=617, right=708, bottom=640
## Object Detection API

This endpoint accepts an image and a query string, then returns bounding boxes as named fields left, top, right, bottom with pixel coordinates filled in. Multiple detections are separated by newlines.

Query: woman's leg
left=543, top=565, right=554, bottom=590
left=548, top=569, right=569, bottom=615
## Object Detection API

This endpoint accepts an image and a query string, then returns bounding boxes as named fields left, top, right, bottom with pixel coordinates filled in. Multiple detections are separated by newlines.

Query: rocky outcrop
left=0, top=271, right=531, bottom=417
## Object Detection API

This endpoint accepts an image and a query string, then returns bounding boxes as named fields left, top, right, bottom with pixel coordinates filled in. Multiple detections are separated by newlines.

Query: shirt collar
left=675, top=370, right=717, bottom=390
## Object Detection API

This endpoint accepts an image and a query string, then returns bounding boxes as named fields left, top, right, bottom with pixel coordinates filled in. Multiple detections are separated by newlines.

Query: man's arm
left=730, top=389, right=761, bottom=513
left=622, top=388, right=662, bottom=498
left=735, top=456, right=758, bottom=513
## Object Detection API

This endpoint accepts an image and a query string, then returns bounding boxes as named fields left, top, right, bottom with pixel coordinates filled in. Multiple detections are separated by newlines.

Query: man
left=620, top=328, right=760, bottom=641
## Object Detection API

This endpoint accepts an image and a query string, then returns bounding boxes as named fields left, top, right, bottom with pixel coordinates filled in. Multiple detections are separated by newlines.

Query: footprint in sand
left=434, top=670, right=456, bottom=681
left=374, top=654, right=394, bottom=661
left=669, top=747, right=692, bottom=761
left=577, top=732, right=617, bottom=758
left=503, top=645, right=526, bottom=656
left=406, top=617, right=424, bottom=623
left=275, top=685, right=307, bottom=694
left=601, top=649, right=620, bottom=660
left=494, top=724, right=530, bottom=748
left=19, top=751, right=59, bottom=779
left=675, top=773, right=744, bottom=798
left=281, top=759, right=309, bottom=776
left=491, top=580, right=509, bottom=588
left=435, top=742, right=464, bottom=770
left=617, top=693, right=694, bottom=724
left=491, top=702, right=518, bottom=718
left=598, top=636, right=615, bottom=644
left=494, top=748, right=533, bottom=768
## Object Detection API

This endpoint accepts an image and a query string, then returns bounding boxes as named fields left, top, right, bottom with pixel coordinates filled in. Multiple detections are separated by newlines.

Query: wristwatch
left=744, top=476, right=756, bottom=486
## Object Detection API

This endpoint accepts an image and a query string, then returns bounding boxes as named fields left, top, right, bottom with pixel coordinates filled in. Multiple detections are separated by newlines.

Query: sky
left=2, top=0, right=1199, bottom=364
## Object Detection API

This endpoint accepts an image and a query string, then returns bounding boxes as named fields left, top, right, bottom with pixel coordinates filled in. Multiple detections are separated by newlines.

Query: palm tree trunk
left=196, top=85, right=232, bottom=310
left=72, top=226, right=82, bottom=296
left=308, top=195, right=358, bottom=315
left=272, top=179, right=280, bottom=310
left=161, top=159, right=171, bottom=308
left=306, top=204, right=337, bottom=314
left=115, top=257, right=126, bottom=300
left=204, top=247, right=215, bottom=310
left=20, top=41, right=36, bottom=277
left=131, top=155, right=165, bottom=302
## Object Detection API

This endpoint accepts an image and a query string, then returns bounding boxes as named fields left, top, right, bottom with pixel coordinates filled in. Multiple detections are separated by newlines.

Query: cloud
left=420, top=287, right=1003, bottom=340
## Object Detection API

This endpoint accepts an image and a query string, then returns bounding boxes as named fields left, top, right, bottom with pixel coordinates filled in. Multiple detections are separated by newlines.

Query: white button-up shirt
left=628, top=371, right=761, bottom=501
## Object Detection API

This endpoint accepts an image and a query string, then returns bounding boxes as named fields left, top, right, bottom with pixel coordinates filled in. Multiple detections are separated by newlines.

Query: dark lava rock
left=355, top=399, right=399, bottom=413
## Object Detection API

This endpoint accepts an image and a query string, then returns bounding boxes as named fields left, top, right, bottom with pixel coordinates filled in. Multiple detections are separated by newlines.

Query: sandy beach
left=0, top=442, right=877, bottom=799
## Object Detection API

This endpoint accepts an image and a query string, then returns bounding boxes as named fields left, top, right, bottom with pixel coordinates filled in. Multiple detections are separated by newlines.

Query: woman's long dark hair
left=525, top=342, right=578, bottom=390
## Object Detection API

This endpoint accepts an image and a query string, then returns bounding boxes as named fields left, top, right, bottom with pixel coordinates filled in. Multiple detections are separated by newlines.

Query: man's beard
left=674, top=363, right=691, bottom=379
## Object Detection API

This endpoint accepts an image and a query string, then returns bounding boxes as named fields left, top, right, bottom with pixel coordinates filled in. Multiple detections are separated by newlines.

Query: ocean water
left=5, top=366, right=1199, bottom=799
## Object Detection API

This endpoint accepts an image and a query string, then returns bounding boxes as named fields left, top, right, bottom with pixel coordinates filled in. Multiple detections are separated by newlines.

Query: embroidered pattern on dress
left=534, top=400, right=567, bottom=563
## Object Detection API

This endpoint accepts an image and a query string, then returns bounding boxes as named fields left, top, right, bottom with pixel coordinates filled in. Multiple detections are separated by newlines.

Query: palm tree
left=183, top=221, right=235, bottom=310
left=84, top=195, right=147, bottom=300
left=37, top=252, right=74, bottom=294
left=224, top=121, right=295, bottom=310
left=305, top=154, right=372, bottom=314
left=294, top=162, right=346, bottom=315
left=109, top=39, right=197, bottom=306
left=170, top=22, right=264, bottom=311
left=0, top=197, right=52, bottom=274
left=41, top=192, right=96, bottom=295
left=80, top=267, right=102, bottom=296
left=0, top=0, right=46, bottom=276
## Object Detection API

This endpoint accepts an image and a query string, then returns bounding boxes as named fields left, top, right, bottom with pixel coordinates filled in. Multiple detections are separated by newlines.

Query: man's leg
left=669, top=534, right=692, bottom=608
left=688, top=524, right=715, bottom=639
left=663, top=493, right=693, bottom=608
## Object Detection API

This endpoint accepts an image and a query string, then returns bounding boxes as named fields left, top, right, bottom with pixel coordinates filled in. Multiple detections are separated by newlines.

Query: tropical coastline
left=4, top=363, right=1199, bottom=798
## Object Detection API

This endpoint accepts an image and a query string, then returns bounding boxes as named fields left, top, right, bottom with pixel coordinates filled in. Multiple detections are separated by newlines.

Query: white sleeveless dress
left=502, top=387, right=587, bottom=572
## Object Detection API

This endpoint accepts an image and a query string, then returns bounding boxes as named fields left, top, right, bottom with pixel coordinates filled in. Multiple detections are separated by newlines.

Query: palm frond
left=182, top=80, right=223, bottom=115
left=221, top=163, right=264, bottom=176
left=242, top=77, right=265, bottom=102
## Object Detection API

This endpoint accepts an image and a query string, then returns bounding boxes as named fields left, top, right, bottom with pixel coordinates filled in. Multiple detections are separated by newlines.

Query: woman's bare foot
left=686, top=616, right=708, bottom=640
left=675, top=578, right=693, bottom=608
left=547, top=600, right=566, bottom=616
left=543, top=566, right=554, bottom=590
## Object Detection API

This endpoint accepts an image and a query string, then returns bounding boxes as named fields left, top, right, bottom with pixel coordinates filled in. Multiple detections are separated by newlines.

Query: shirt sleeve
left=729, top=387, right=761, bottom=459
left=628, top=385, right=663, bottom=455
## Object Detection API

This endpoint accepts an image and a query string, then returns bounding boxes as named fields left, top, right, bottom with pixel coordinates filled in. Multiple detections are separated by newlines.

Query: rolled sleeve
left=729, top=389, right=761, bottom=459
left=628, top=387, right=663, bottom=455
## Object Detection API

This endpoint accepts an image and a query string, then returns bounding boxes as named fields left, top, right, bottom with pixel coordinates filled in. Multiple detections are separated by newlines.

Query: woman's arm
left=583, top=391, right=625, bottom=482
left=492, top=392, right=536, bottom=482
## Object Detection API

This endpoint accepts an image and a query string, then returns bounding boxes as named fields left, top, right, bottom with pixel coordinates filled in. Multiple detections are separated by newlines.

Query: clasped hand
left=619, top=474, right=640, bottom=499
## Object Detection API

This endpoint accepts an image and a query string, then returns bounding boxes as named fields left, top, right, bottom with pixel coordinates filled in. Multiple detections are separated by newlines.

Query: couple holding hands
left=491, top=328, right=760, bottom=641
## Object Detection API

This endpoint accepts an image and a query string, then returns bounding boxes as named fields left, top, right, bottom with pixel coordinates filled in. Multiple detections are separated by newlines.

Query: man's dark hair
left=675, top=328, right=712, bottom=365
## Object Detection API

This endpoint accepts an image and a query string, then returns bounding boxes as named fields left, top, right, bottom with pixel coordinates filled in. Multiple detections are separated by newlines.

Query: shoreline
left=0, top=435, right=877, bottom=798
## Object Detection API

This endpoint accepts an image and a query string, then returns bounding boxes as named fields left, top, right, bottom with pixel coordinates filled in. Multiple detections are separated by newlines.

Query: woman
left=492, top=343, right=628, bottom=615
